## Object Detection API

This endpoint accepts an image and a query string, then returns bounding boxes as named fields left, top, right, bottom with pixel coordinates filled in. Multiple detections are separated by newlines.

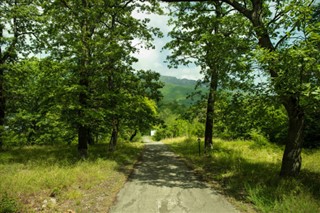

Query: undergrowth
left=163, top=137, right=320, bottom=213
left=0, top=141, right=144, bottom=212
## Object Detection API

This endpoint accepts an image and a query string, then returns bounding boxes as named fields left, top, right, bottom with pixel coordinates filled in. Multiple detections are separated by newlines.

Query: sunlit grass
left=0, top=142, right=144, bottom=212
left=163, top=137, right=320, bottom=213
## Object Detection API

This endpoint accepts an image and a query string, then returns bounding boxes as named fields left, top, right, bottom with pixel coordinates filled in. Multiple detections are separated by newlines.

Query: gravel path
left=109, top=141, right=238, bottom=213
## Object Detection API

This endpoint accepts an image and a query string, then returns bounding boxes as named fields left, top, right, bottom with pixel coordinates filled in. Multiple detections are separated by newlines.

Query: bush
left=249, top=129, right=270, bottom=147
left=153, top=128, right=173, bottom=141
left=190, top=120, right=205, bottom=138
left=130, top=131, right=142, bottom=142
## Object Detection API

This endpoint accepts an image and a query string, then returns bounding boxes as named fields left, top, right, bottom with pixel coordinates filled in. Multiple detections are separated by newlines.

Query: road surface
left=109, top=141, right=238, bottom=213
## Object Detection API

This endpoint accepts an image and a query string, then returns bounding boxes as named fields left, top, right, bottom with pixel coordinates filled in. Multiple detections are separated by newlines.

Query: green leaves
left=4, top=58, right=75, bottom=145
left=165, top=1, right=253, bottom=85
left=255, top=37, right=320, bottom=109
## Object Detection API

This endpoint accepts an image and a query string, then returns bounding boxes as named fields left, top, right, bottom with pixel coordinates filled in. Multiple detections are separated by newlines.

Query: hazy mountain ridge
left=160, top=76, right=198, bottom=87
left=159, top=75, right=199, bottom=106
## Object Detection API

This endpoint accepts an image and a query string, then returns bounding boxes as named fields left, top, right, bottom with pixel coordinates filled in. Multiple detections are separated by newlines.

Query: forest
left=1, top=0, right=320, bottom=212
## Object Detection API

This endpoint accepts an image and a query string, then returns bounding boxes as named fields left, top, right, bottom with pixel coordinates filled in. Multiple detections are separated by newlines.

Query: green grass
left=0, top=141, right=144, bottom=212
left=163, top=137, right=320, bottom=213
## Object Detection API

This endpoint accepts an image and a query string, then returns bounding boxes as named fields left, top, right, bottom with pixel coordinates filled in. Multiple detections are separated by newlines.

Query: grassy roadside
left=0, top=142, right=144, bottom=213
left=163, top=137, right=320, bottom=213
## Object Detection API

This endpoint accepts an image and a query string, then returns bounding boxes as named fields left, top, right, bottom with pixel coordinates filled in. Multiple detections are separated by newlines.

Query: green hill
left=159, top=76, right=203, bottom=106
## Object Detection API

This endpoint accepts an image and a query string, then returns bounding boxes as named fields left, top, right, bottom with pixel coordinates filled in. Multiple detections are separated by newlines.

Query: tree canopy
left=162, top=0, right=320, bottom=177
left=0, top=0, right=164, bottom=154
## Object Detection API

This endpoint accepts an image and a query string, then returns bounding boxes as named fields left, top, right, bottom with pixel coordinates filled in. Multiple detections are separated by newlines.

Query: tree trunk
left=129, top=130, right=137, bottom=142
left=78, top=0, right=90, bottom=157
left=204, top=1, right=221, bottom=152
left=88, top=128, right=94, bottom=145
left=204, top=90, right=214, bottom=150
left=0, top=67, right=4, bottom=150
left=280, top=96, right=305, bottom=177
left=109, top=121, right=119, bottom=151
left=78, top=124, right=88, bottom=157
left=204, top=70, right=218, bottom=152
left=77, top=67, right=89, bottom=157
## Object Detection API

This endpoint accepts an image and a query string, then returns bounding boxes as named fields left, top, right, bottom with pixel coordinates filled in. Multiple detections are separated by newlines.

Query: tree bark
left=78, top=76, right=89, bottom=157
left=204, top=70, right=218, bottom=152
left=109, top=120, right=119, bottom=151
left=280, top=96, right=305, bottom=177
left=78, top=124, right=88, bottom=157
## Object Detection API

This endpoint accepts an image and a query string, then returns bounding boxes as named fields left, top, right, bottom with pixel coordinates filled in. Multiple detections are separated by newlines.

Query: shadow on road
left=130, top=142, right=210, bottom=190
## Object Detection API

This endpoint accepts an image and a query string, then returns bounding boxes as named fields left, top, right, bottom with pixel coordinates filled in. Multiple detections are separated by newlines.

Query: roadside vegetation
left=164, top=137, right=320, bottom=213
left=1, top=1, right=320, bottom=212
left=0, top=142, right=144, bottom=212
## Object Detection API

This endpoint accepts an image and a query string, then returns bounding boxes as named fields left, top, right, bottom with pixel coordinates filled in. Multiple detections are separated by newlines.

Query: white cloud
left=131, top=3, right=203, bottom=80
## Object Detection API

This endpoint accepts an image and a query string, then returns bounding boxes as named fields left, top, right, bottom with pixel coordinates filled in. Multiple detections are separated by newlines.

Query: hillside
left=159, top=76, right=203, bottom=106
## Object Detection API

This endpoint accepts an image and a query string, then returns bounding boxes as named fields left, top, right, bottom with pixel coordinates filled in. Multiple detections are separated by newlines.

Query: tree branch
left=162, top=0, right=252, bottom=21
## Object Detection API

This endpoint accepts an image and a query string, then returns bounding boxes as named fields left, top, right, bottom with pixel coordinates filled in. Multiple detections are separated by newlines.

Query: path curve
left=109, top=142, right=238, bottom=213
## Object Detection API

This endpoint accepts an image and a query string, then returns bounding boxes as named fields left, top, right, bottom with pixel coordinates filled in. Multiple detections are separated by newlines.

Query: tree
left=213, top=90, right=288, bottom=141
left=125, top=70, right=163, bottom=135
left=5, top=58, right=75, bottom=145
left=41, top=0, right=162, bottom=155
left=164, top=1, right=252, bottom=151
left=106, top=69, right=163, bottom=150
left=162, top=0, right=319, bottom=177
left=0, top=0, right=41, bottom=149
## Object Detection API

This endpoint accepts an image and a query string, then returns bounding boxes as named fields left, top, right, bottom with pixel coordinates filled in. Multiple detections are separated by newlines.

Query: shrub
left=249, top=129, right=269, bottom=147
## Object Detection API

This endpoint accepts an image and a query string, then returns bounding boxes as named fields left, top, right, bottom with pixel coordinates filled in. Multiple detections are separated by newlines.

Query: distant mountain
left=159, top=76, right=203, bottom=106
left=160, top=76, right=198, bottom=87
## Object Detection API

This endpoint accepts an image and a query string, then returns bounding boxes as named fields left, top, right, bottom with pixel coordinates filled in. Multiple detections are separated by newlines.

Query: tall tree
left=0, top=0, right=41, bottom=149
left=164, top=1, right=252, bottom=151
left=162, top=0, right=318, bottom=177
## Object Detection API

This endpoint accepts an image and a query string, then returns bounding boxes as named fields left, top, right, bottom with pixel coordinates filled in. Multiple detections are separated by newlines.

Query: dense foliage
left=0, top=0, right=163, bottom=153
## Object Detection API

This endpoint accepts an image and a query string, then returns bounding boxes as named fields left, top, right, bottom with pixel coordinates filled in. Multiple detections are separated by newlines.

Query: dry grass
left=0, top=142, right=144, bottom=212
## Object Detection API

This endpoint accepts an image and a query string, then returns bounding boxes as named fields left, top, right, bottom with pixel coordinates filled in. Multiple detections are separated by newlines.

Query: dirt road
left=109, top=141, right=238, bottom=213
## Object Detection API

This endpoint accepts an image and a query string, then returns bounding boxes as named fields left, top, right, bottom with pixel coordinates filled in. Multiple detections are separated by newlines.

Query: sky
left=132, top=3, right=203, bottom=80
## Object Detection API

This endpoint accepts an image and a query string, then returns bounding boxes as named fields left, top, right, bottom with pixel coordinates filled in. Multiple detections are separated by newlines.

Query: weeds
left=163, top=137, right=320, bottom=212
